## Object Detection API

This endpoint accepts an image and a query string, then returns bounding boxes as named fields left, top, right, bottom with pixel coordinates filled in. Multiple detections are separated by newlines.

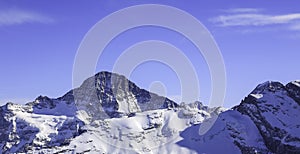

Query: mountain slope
left=177, top=110, right=269, bottom=154
left=178, top=81, right=300, bottom=154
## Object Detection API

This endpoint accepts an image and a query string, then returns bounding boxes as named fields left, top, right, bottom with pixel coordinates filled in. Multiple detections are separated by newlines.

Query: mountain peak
left=234, top=80, right=300, bottom=153
left=251, top=81, right=285, bottom=94
left=74, top=71, right=178, bottom=120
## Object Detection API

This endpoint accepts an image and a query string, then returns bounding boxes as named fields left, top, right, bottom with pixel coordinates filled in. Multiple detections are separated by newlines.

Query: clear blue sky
left=1, top=0, right=300, bottom=108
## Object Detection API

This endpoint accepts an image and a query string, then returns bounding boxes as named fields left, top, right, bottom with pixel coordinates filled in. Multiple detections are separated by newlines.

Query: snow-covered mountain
left=234, top=81, right=300, bottom=153
left=0, top=72, right=299, bottom=154
left=179, top=81, right=300, bottom=154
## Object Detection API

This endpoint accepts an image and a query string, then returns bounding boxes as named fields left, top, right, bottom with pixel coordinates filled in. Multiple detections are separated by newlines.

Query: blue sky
left=1, top=0, right=300, bottom=108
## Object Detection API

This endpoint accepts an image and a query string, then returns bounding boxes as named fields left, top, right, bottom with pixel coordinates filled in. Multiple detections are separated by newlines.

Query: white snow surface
left=31, top=108, right=269, bottom=154
left=250, top=94, right=263, bottom=99
left=35, top=108, right=215, bottom=154
left=292, top=80, right=300, bottom=87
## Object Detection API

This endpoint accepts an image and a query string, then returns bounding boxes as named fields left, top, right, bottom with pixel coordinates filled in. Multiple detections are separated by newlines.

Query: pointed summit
left=73, top=71, right=178, bottom=119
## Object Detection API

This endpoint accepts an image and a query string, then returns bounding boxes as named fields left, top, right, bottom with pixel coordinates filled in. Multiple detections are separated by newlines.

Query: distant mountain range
left=0, top=72, right=299, bottom=154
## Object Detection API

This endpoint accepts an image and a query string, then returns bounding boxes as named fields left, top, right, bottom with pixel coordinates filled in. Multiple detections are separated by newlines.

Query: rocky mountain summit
left=0, top=72, right=299, bottom=154
left=234, top=81, right=300, bottom=153
left=72, top=71, right=178, bottom=120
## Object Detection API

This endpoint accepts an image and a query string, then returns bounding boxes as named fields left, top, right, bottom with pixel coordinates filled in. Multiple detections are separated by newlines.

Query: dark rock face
left=0, top=105, right=13, bottom=152
left=234, top=81, right=300, bottom=154
left=286, top=81, right=300, bottom=105
left=73, top=71, right=178, bottom=119
left=94, top=71, right=177, bottom=111
left=34, top=96, right=56, bottom=109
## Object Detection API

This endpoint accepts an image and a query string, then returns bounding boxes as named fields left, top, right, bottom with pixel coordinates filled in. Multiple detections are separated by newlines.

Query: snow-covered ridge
left=0, top=74, right=299, bottom=154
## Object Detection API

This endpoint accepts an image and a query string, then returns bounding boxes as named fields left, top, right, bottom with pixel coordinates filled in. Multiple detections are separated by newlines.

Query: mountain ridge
left=0, top=71, right=299, bottom=153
